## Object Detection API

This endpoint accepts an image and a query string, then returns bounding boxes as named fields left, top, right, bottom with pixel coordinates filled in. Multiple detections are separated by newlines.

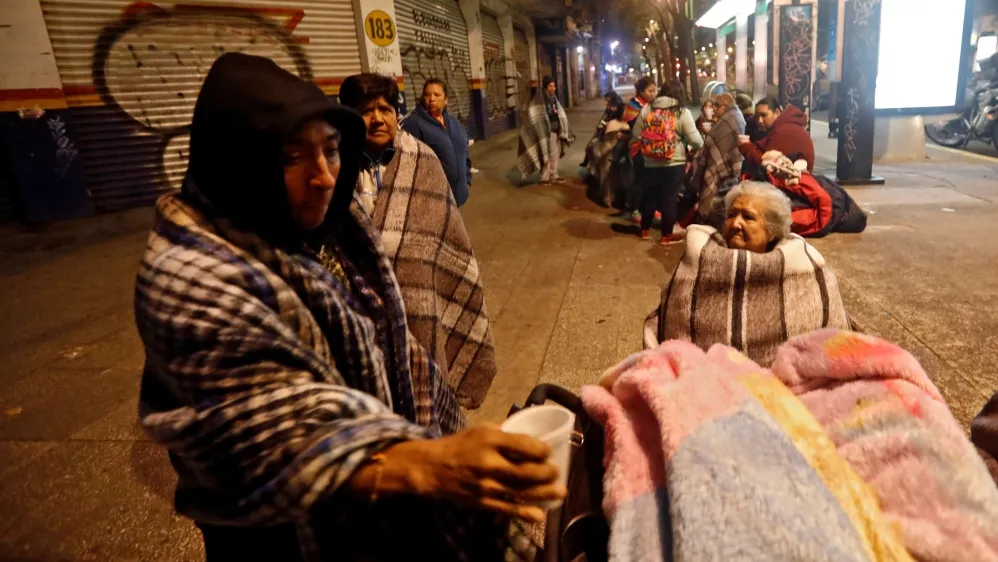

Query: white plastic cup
left=501, top=404, right=576, bottom=509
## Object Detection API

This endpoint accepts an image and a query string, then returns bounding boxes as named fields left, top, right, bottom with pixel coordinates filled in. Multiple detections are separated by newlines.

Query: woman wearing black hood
left=134, top=53, right=562, bottom=561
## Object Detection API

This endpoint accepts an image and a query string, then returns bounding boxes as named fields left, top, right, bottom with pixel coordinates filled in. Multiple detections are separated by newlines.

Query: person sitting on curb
left=757, top=150, right=867, bottom=237
left=135, top=53, right=562, bottom=561
left=735, top=92, right=764, bottom=143
left=739, top=97, right=815, bottom=172
left=581, top=90, right=623, bottom=168
left=645, top=182, right=850, bottom=367
left=401, top=78, right=472, bottom=206
left=678, top=92, right=745, bottom=230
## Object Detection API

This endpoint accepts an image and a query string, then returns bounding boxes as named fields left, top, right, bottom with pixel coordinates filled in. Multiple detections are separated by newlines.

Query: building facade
left=0, top=0, right=598, bottom=223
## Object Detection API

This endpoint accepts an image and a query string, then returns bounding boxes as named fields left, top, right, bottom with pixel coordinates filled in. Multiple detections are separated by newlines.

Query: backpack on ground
left=640, top=108, right=680, bottom=160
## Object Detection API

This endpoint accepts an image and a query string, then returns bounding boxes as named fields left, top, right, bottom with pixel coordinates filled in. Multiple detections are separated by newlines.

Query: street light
left=577, top=46, right=584, bottom=53
left=610, top=40, right=619, bottom=56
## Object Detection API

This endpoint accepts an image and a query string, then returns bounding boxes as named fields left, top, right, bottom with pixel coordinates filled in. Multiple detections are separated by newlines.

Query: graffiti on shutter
left=513, top=28, right=530, bottom=123
left=40, top=0, right=360, bottom=212
left=481, top=13, right=509, bottom=122
left=396, top=0, right=474, bottom=136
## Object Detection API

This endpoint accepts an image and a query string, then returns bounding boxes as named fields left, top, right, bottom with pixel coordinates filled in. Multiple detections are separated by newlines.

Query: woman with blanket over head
left=645, top=182, right=850, bottom=366
left=339, top=73, right=498, bottom=410
left=135, top=54, right=564, bottom=561
left=678, top=92, right=746, bottom=230
left=517, top=76, right=574, bottom=184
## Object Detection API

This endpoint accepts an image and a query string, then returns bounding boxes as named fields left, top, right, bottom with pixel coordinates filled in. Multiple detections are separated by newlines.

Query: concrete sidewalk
left=803, top=120, right=998, bottom=425
left=0, top=94, right=996, bottom=560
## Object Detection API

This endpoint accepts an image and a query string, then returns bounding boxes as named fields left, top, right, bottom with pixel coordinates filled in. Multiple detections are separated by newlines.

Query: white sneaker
left=471, top=167, right=480, bottom=174
left=468, top=139, right=475, bottom=147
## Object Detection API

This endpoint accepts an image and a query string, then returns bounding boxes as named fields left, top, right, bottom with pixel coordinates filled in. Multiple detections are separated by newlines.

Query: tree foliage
left=603, top=0, right=710, bottom=103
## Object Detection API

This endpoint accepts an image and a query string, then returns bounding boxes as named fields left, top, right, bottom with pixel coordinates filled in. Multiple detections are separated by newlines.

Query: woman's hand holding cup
left=386, top=426, right=565, bottom=522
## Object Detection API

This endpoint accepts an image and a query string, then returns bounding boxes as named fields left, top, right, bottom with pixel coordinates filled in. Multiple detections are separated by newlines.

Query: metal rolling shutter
left=39, top=0, right=361, bottom=213
left=0, top=146, right=15, bottom=224
left=480, top=12, right=510, bottom=135
left=513, top=28, right=530, bottom=123
left=395, top=0, right=475, bottom=138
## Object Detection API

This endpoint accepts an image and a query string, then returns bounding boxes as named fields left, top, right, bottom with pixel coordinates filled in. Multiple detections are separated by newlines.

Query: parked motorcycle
left=924, top=84, right=998, bottom=152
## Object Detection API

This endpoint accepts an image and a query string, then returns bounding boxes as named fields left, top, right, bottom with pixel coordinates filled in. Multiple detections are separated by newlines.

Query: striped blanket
left=373, top=130, right=497, bottom=409
left=516, top=90, right=572, bottom=179
left=684, top=107, right=745, bottom=226
left=644, top=224, right=848, bottom=366
left=582, top=330, right=998, bottom=562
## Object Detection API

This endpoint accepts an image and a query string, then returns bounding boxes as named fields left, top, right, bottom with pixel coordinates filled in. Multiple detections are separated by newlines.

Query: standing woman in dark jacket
left=401, top=79, right=471, bottom=206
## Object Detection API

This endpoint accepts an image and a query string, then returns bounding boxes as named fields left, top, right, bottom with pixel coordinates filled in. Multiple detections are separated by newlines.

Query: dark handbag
left=510, top=385, right=608, bottom=562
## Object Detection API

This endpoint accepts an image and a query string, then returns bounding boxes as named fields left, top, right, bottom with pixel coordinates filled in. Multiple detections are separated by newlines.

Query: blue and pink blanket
left=581, top=330, right=998, bottom=561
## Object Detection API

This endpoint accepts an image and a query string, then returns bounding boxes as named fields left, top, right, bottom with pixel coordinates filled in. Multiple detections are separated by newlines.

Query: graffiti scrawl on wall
left=37, top=0, right=363, bottom=210
left=398, top=6, right=474, bottom=133
left=778, top=5, right=813, bottom=128
left=88, top=4, right=311, bottom=192
left=483, top=40, right=510, bottom=120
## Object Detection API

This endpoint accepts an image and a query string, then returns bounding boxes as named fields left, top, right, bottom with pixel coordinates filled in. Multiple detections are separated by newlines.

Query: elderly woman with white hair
left=645, top=181, right=850, bottom=366
left=721, top=180, right=793, bottom=253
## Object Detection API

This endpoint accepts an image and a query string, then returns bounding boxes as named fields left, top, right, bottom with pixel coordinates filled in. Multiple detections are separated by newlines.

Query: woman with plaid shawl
left=134, top=53, right=563, bottom=561
left=516, top=76, right=574, bottom=183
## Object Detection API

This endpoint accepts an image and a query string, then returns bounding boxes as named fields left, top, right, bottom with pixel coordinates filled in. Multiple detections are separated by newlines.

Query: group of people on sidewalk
left=129, top=54, right=998, bottom=562
left=560, top=76, right=867, bottom=246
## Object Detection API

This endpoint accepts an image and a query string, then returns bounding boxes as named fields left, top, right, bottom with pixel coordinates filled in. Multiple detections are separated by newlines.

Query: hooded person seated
left=679, top=92, right=746, bottom=230
left=758, top=150, right=867, bottom=237
left=644, top=182, right=849, bottom=366
left=584, top=93, right=631, bottom=207
left=134, top=54, right=562, bottom=561
left=581, top=90, right=623, bottom=168
left=735, top=91, right=764, bottom=143
left=739, top=97, right=816, bottom=172
left=339, top=73, right=497, bottom=410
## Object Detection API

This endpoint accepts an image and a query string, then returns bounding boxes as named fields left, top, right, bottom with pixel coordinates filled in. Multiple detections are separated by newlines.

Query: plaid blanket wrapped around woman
left=584, top=120, right=631, bottom=207
left=644, top=225, right=849, bottom=366
left=516, top=89, right=573, bottom=179
left=683, top=108, right=746, bottom=227
left=372, top=130, right=497, bottom=409
left=582, top=330, right=998, bottom=562
left=134, top=190, right=501, bottom=559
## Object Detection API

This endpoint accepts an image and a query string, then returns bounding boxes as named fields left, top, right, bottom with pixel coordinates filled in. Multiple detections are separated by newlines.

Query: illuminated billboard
left=874, top=0, right=974, bottom=115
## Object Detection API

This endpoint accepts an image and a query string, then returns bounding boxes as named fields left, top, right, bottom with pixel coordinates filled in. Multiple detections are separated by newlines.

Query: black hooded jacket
left=183, top=52, right=366, bottom=247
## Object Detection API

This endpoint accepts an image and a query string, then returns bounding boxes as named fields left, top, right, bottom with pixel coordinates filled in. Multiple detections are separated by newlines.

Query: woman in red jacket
left=739, top=97, right=816, bottom=172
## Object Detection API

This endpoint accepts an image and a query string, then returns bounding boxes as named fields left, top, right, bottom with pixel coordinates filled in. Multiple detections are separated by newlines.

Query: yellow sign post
left=364, top=10, right=397, bottom=47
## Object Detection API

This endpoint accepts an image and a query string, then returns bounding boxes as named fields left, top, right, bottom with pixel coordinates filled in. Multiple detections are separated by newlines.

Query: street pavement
left=1, top=94, right=998, bottom=560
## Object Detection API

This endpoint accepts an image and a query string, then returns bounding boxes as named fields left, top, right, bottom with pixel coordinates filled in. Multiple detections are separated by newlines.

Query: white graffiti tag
left=47, top=116, right=78, bottom=179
